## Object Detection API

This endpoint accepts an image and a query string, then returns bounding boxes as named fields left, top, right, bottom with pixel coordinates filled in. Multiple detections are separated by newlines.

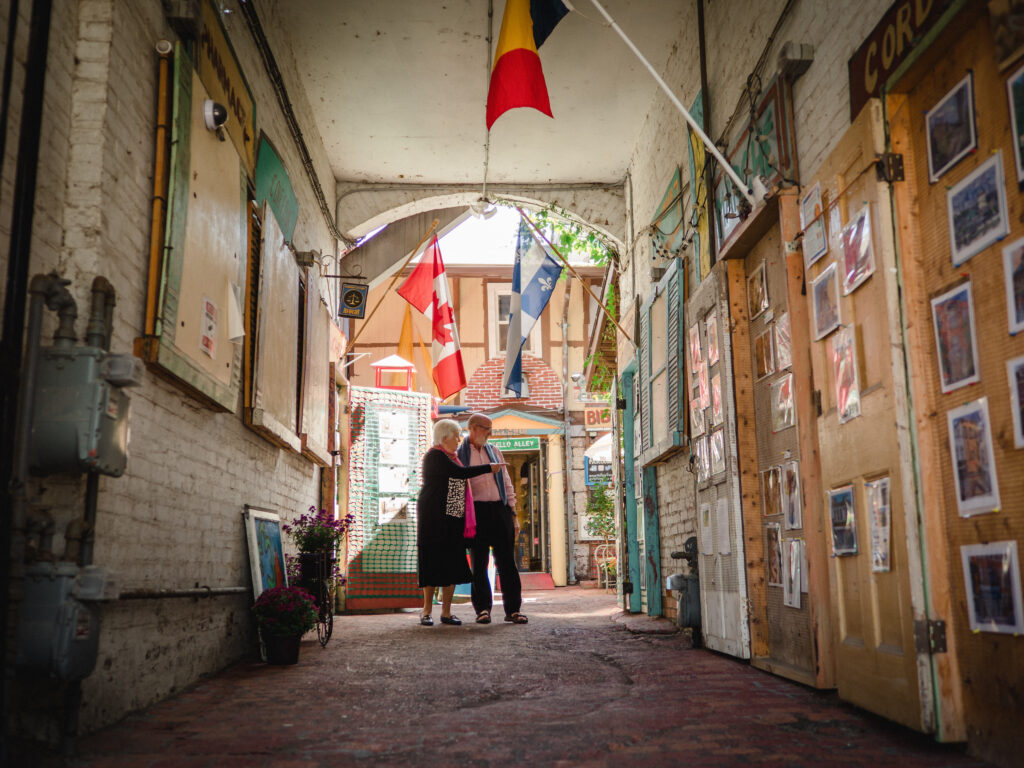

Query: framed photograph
left=378, top=465, right=410, bottom=494
left=770, top=373, right=796, bottom=433
left=710, top=428, right=726, bottom=476
left=716, top=497, right=731, bottom=555
left=690, top=396, right=706, bottom=437
left=865, top=476, right=891, bottom=573
left=775, top=312, right=793, bottom=370
left=762, top=466, right=782, bottom=517
left=784, top=538, right=802, bottom=609
left=992, top=1, right=1024, bottom=71
left=926, top=72, right=976, bottom=183
left=1007, top=59, right=1024, bottom=184
left=378, top=496, right=409, bottom=525
left=840, top=205, right=875, bottom=295
left=1002, top=236, right=1024, bottom=334
left=831, top=324, right=862, bottom=424
left=947, top=397, right=1001, bottom=516
left=747, top=262, right=769, bottom=320
left=947, top=151, right=1009, bottom=266
left=710, top=373, right=723, bottom=426
left=688, top=322, right=702, bottom=373
left=1009, top=354, right=1024, bottom=448
left=378, top=410, right=410, bottom=439
left=706, top=310, right=720, bottom=366
left=379, top=438, right=410, bottom=465
left=961, top=540, right=1024, bottom=634
left=811, top=262, right=840, bottom=341
left=696, top=436, right=710, bottom=483
left=766, top=523, right=783, bottom=587
left=800, top=182, right=828, bottom=267
left=698, top=360, right=710, bottom=409
left=699, top=502, right=713, bottom=554
left=828, top=485, right=858, bottom=556
left=243, top=506, right=288, bottom=599
left=931, top=282, right=980, bottom=393
left=754, top=326, right=775, bottom=380
left=782, top=461, right=801, bottom=530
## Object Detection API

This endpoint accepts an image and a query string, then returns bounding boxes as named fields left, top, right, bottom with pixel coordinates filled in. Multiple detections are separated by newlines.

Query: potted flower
left=282, top=506, right=355, bottom=594
left=252, top=585, right=318, bottom=665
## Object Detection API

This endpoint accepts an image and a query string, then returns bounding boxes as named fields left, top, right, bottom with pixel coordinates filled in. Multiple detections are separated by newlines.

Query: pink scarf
left=439, top=446, right=476, bottom=538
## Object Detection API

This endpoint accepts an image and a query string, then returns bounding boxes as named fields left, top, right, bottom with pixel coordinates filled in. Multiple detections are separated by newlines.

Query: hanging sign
left=339, top=282, right=369, bottom=319
left=490, top=436, right=540, bottom=451
left=584, top=404, right=612, bottom=431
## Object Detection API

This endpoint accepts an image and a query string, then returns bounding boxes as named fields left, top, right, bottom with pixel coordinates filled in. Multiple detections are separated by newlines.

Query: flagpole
left=584, top=0, right=761, bottom=208
left=342, top=219, right=439, bottom=356
left=515, top=207, right=635, bottom=348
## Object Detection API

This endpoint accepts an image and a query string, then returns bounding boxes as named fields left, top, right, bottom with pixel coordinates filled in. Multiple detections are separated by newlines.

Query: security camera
left=570, top=372, right=584, bottom=383
left=203, top=100, right=228, bottom=140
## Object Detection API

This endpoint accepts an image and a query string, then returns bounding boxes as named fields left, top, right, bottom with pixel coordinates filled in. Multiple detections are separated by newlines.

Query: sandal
left=475, top=611, right=491, bottom=624
left=504, top=612, right=528, bottom=624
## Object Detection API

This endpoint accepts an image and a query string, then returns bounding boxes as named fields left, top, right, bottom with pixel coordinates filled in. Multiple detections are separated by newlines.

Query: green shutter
left=638, top=300, right=651, bottom=452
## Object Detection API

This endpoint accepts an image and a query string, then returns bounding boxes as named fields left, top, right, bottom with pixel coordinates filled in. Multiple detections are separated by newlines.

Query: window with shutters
left=487, top=283, right=542, bottom=358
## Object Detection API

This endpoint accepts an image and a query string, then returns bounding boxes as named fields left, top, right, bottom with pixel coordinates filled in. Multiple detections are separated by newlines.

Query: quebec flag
left=501, top=220, right=564, bottom=396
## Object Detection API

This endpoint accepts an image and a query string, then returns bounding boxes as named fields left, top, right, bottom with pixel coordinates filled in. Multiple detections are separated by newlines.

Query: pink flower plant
left=252, top=585, right=318, bottom=637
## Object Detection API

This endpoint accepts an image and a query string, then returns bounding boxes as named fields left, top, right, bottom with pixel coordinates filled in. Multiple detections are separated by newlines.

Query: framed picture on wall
left=747, top=262, right=769, bottom=320
left=828, top=485, right=858, bottom=556
left=865, top=476, right=891, bottom=573
left=947, top=151, right=1009, bottom=265
left=706, top=310, right=720, bottom=366
left=1006, top=59, right=1024, bottom=184
left=947, top=397, right=1001, bottom=517
left=800, top=182, right=828, bottom=267
left=961, top=541, right=1024, bottom=635
left=688, top=322, right=703, bottom=373
left=710, top=428, right=726, bottom=475
left=831, top=324, right=862, bottom=424
left=811, top=262, right=840, bottom=340
left=243, top=506, right=287, bottom=599
left=784, top=539, right=802, bottom=609
left=696, top=436, right=710, bottom=483
left=1003, top=236, right=1024, bottom=334
left=926, top=72, right=976, bottom=183
left=690, top=396, right=706, bottom=438
left=775, top=312, right=793, bottom=370
left=698, top=360, right=710, bottom=409
left=766, top=523, right=783, bottom=587
left=754, top=326, right=775, bottom=380
left=782, top=461, right=801, bottom=530
left=1009, top=355, right=1024, bottom=448
left=840, top=205, right=876, bottom=295
left=762, top=466, right=782, bottom=517
left=770, top=373, right=796, bottom=432
left=930, top=282, right=980, bottom=393
left=710, top=373, right=724, bottom=426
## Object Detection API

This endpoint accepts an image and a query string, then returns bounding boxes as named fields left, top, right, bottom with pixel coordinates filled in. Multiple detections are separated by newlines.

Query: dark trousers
left=470, top=500, right=522, bottom=617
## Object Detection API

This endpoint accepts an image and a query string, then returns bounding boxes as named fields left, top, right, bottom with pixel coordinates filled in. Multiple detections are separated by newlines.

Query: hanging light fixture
left=470, top=0, right=498, bottom=220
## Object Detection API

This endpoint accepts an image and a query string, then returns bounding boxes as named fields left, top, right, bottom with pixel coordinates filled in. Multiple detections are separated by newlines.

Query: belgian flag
left=486, top=0, right=571, bottom=130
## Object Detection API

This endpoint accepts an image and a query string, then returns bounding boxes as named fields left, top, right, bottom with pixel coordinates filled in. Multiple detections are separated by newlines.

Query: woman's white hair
left=432, top=418, right=462, bottom=445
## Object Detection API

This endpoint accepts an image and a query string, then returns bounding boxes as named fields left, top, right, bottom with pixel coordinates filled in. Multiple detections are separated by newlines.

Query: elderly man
left=457, top=413, right=528, bottom=624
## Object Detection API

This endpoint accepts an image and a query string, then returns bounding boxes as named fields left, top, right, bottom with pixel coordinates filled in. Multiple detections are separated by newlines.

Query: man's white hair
left=432, top=418, right=462, bottom=445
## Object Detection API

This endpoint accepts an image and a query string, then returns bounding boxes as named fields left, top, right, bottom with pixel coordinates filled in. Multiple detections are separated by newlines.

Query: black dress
left=417, top=447, right=491, bottom=588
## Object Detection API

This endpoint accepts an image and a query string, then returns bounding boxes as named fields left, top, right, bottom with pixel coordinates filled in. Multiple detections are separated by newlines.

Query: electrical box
left=29, top=345, right=133, bottom=476
left=15, top=562, right=101, bottom=681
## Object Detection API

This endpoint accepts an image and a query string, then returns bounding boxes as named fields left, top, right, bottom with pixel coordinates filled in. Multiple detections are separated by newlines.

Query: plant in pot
left=282, top=506, right=355, bottom=597
left=252, top=585, right=318, bottom=665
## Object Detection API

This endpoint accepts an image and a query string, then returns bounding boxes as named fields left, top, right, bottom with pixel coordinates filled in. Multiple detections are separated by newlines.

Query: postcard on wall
left=784, top=538, right=802, bottom=609
left=698, top=360, right=710, bottom=409
left=755, top=326, right=775, bottom=380
left=800, top=538, right=809, bottom=593
left=931, top=282, right=980, bottom=393
left=811, top=262, right=840, bottom=341
left=926, top=72, right=976, bottom=183
left=766, top=523, right=783, bottom=587
left=710, top=373, right=724, bottom=426
left=775, top=312, right=793, bottom=370
left=961, top=540, right=1024, bottom=634
left=947, top=151, right=1009, bottom=266
left=716, top=497, right=731, bottom=555
left=690, top=397, right=706, bottom=437
left=696, top=436, right=710, bottom=483
left=840, top=205, right=876, bottom=295
left=747, top=262, right=770, bottom=320
left=865, top=476, right=891, bottom=573
left=200, top=297, right=218, bottom=358
left=1009, top=355, right=1024, bottom=448
left=688, top=322, right=703, bottom=373
left=947, top=397, right=1001, bottom=516
left=710, top=428, right=726, bottom=476
left=378, top=410, right=410, bottom=439
left=378, top=496, right=409, bottom=525
left=770, top=373, right=796, bottom=433
left=782, top=461, right=802, bottom=531
left=699, top=502, right=713, bottom=554
left=762, top=466, right=782, bottom=517
left=379, top=438, right=410, bottom=465
left=378, top=464, right=410, bottom=495
left=1003, top=236, right=1024, bottom=334
left=800, top=182, right=828, bottom=267
left=831, top=324, right=862, bottom=424
left=706, top=310, right=720, bottom=366
left=1007, top=60, right=1024, bottom=184
left=828, top=485, right=858, bottom=556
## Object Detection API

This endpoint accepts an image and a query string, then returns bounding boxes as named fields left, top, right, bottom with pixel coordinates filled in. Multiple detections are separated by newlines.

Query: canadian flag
left=396, top=236, right=467, bottom=400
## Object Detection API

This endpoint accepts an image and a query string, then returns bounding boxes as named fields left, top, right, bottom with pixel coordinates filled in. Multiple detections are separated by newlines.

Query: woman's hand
left=489, top=462, right=506, bottom=474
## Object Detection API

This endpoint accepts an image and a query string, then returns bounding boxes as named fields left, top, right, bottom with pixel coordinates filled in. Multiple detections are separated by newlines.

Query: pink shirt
left=465, top=443, right=516, bottom=505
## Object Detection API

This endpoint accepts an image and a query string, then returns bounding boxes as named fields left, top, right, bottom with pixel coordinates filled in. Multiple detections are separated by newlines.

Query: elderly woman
left=417, top=418, right=504, bottom=626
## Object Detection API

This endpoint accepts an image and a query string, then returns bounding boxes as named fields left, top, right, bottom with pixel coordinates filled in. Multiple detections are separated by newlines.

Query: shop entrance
left=491, top=441, right=547, bottom=574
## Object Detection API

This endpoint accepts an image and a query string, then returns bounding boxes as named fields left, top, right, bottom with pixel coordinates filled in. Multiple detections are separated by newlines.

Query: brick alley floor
left=63, top=587, right=987, bottom=767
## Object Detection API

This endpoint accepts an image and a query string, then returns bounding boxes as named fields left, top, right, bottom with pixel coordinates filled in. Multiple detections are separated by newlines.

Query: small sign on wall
left=584, top=404, right=611, bottom=431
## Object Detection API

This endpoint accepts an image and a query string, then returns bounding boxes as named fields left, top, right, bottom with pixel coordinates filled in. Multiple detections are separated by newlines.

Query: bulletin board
left=141, top=45, right=247, bottom=412
left=247, top=204, right=301, bottom=451
left=300, top=269, right=331, bottom=466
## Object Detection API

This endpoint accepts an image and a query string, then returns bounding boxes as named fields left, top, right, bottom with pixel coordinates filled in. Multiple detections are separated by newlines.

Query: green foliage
left=585, top=483, right=616, bottom=541
left=521, top=202, right=617, bottom=267
left=582, top=282, right=618, bottom=393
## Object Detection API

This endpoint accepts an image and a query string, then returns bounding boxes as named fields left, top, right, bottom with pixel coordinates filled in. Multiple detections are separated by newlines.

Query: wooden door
left=804, top=101, right=931, bottom=731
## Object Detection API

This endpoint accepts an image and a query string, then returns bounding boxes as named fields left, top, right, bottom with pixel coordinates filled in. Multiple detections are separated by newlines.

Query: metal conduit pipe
left=118, top=587, right=249, bottom=600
